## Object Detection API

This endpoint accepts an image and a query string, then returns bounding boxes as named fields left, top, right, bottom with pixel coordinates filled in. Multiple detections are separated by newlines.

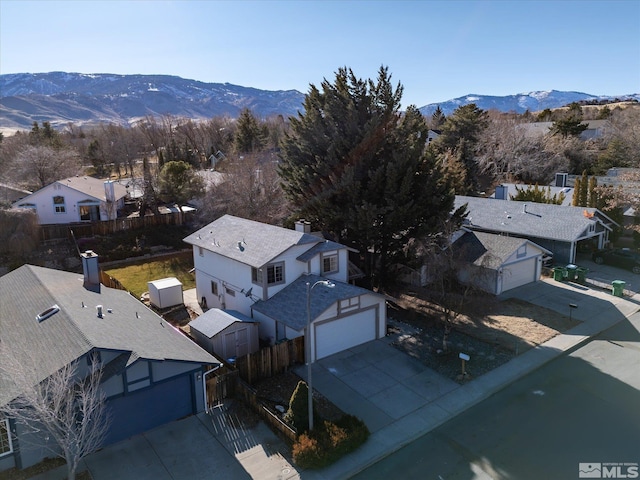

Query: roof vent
left=96, top=305, right=103, bottom=318
left=37, top=304, right=60, bottom=322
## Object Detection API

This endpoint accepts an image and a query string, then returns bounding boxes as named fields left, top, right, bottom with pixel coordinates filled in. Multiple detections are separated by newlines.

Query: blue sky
left=1, top=0, right=638, bottom=107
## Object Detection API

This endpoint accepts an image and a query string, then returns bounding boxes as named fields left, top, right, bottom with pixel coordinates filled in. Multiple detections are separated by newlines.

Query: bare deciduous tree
left=0, top=352, right=110, bottom=480
left=12, top=145, right=80, bottom=190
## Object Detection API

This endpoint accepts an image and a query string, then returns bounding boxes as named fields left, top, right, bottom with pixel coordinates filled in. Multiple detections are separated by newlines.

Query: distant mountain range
left=1, top=72, right=638, bottom=131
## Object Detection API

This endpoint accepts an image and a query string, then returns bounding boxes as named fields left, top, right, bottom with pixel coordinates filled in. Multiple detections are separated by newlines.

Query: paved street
left=352, top=311, right=640, bottom=480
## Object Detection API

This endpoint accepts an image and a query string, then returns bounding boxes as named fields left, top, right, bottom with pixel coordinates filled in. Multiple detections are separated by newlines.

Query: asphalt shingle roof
left=184, top=215, right=322, bottom=268
left=59, top=176, right=128, bottom=201
left=188, top=309, right=255, bottom=338
left=0, top=264, right=218, bottom=406
left=454, top=231, right=547, bottom=269
left=455, top=196, right=607, bottom=243
left=251, top=274, right=382, bottom=331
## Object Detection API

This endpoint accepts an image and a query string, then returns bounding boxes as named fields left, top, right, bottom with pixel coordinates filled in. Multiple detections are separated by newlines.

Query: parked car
left=591, top=248, right=640, bottom=274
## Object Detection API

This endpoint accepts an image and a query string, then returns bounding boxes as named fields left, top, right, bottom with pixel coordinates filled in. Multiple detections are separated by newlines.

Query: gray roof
left=188, top=309, right=255, bottom=338
left=251, top=274, right=383, bottom=331
left=59, top=176, right=128, bottom=201
left=296, top=239, right=352, bottom=262
left=492, top=183, right=574, bottom=206
left=455, top=196, right=610, bottom=243
left=183, top=215, right=322, bottom=268
left=454, top=231, right=549, bottom=269
left=0, top=265, right=218, bottom=406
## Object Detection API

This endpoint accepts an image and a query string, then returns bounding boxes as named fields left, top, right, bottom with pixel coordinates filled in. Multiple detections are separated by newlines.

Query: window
left=322, top=253, right=338, bottom=274
left=211, top=281, right=218, bottom=295
left=225, top=286, right=236, bottom=297
left=339, top=297, right=360, bottom=313
left=0, top=418, right=13, bottom=457
left=53, top=195, right=66, bottom=213
left=252, top=262, right=285, bottom=286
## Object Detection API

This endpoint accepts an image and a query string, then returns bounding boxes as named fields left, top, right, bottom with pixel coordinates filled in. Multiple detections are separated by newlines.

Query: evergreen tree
left=588, top=175, right=598, bottom=208
left=158, top=160, right=205, bottom=212
left=578, top=170, right=589, bottom=206
left=433, top=104, right=487, bottom=193
left=278, top=66, right=455, bottom=287
left=551, top=103, right=588, bottom=138
left=234, top=108, right=266, bottom=154
left=284, top=381, right=311, bottom=432
left=431, top=106, right=446, bottom=129
left=572, top=177, right=581, bottom=206
left=510, top=184, right=565, bottom=204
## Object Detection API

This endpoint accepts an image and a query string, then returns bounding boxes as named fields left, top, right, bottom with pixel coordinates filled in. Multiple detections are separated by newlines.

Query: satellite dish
left=245, top=287, right=253, bottom=298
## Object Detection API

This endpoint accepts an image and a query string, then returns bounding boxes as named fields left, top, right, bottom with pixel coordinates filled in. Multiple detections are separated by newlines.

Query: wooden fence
left=205, top=366, right=239, bottom=408
left=99, top=270, right=128, bottom=291
left=235, top=379, right=297, bottom=442
left=40, top=210, right=195, bottom=241
left=235, top=337, right=305, bottom=385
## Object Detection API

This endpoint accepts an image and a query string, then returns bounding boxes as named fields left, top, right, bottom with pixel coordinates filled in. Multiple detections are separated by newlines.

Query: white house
left=13, top=176, right=128, bottom=224
left=183, top=215, right=387, bottom=361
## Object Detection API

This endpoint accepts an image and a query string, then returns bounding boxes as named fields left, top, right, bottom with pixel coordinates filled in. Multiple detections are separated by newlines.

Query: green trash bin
left=553, top=267, right=565, bottom=281
left=566, top=264, right=578, bottom=281
left=612, top=280, right=626, bottom=297
left=576, top=267, right=589, bottom=283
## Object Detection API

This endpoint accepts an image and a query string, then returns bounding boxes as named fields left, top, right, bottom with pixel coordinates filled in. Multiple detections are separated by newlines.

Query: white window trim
left=53, top=195, right=66, bottom=214
left=252, top=262, right=285, bottom=286
left=0, top=418, right=14, bottom=458
left=321, top=252, right=339, bottom=274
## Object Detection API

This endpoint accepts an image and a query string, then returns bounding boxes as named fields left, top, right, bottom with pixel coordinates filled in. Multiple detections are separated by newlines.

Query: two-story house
left=184, top=215, right=387, bottom=361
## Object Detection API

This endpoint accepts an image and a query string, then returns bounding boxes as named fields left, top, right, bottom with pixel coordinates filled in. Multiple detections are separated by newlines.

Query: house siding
left=14, top=182, right=124, bottom=225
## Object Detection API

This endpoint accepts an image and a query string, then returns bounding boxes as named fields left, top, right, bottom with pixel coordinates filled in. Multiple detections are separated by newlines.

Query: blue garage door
left=105, top=374, right=194, bottom=445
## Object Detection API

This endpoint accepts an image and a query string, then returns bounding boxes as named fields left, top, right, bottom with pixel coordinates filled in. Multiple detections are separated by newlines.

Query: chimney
left=555, top=173, right=568, bottom=188
left=295, top=219, right=311, bottom=233
left=495, top=185, right=508, bottom=200
left=81, top=250, right=100, bottom=292
left=104, top=180, right=115, bottom=202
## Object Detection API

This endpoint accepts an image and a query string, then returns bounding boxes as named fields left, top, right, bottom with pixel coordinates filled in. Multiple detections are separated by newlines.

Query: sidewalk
left=298, top=278, right=640, bottom=480
left=26, top=280, right=640, bottom=480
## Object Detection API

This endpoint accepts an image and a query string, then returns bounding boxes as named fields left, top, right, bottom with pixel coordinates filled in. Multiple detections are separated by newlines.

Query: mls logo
left=578, top=463, right=602, bottom=478
left=580, top=463, right=602, bottom=478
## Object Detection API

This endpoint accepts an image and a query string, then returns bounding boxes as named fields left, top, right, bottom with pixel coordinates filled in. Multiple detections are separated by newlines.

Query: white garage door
left=314, top=310, right=377, bottom=360
left=502, top=257, right=537, bottom=292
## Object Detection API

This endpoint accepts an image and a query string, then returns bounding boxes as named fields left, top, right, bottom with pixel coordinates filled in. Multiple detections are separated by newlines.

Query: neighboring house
left=188, top=309, right=259, bottom=360
left=492, top=173, right=574, bottom=206
left=183, top=215, right=387, bottom=361
left=455, top=196, right=617, bottom=264
left=427, top=129, right=441, bottom=145
left=517, top=120, right=607, bottom=140
left=452, top=230, right=551, bottom=295
left=12, top=176, right=128, bottom=225
left=0, top=252, right=219, bottom=472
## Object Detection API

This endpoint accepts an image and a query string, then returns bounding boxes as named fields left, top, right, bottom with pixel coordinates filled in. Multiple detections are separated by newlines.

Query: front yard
left=388, top=289, right=581, bottom=382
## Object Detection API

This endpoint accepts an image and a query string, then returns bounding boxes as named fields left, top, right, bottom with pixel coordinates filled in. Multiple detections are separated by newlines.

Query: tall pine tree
left=278, top=66, right=455, bottom=287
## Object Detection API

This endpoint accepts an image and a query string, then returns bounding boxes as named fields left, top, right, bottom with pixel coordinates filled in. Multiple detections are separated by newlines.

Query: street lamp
left=306, top=279, right=335, bottom=431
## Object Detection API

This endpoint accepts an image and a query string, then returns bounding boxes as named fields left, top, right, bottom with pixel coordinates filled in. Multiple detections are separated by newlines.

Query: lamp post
left=306, top=279, right=334, bottom=431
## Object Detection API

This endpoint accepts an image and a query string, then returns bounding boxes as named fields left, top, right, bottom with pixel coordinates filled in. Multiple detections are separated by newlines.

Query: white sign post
left=459, top=352, right=470, bottom=379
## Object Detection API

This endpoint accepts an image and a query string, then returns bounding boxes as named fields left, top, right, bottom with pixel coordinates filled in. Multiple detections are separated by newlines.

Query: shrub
left=292, top=414, right=370, bottom=469
left=284, top=381, right=309, bottom=432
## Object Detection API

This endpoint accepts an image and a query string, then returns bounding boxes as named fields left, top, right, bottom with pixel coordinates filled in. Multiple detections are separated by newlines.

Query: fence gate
left=205, top=370, right=238, bottom=410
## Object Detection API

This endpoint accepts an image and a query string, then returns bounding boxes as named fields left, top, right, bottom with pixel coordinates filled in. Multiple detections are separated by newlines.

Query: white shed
left=147, top=277, right=183, bottom=309
left=188, top=309, right=259, bottom=360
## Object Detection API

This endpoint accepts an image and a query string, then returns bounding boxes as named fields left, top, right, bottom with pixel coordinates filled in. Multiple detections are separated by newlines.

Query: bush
left=284, top=381, right=309, bottom=432
left=292, top=415, right=370, bottom=469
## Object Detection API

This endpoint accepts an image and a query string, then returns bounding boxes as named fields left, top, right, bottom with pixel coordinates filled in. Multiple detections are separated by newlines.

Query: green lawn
left=104, top=253, right=195, bottom=298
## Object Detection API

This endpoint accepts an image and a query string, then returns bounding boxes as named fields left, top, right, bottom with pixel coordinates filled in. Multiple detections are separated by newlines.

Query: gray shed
left=188, top=309, right=259, bottom=360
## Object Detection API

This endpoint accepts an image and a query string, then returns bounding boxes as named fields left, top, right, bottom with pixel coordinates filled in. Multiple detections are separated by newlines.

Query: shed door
left=314, top=309, right=377, bottom=360
left=502, top=257, right=537, bottom=292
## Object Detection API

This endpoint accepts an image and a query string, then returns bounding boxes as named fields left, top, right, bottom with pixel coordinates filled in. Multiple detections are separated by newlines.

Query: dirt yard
left=387, top=290, right=581, bottom=382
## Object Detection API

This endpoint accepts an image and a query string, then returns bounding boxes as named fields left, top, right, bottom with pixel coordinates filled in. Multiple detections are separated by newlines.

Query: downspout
left=203, top=363, right=223, bottom=413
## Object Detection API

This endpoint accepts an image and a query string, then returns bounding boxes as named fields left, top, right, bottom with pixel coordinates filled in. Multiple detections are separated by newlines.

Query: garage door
left=314, top=309, right=377, bottom=360
left=105, top=374, right=194, bottom=445
left=502, top=257, right=537, bottom=292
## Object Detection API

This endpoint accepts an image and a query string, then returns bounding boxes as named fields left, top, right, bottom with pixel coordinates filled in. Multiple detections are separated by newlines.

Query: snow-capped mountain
left=1, top=72, right=638, bottom=131
left=0, top=72, right=306, bottom=130
left=419, top=90, right=640, bottom=116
